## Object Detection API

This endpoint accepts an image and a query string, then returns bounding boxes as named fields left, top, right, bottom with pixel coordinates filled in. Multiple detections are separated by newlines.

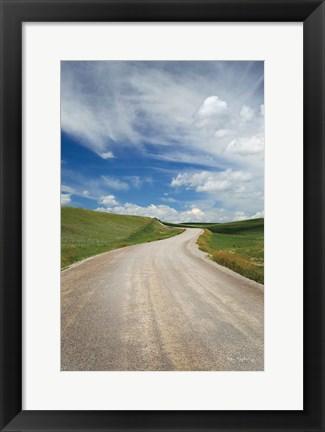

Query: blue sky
left=61, top=61, right=264, bottom=223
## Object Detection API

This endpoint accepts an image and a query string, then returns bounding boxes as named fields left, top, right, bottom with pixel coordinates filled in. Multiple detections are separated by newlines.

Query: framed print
left=0, top=0, right=324, bottom=431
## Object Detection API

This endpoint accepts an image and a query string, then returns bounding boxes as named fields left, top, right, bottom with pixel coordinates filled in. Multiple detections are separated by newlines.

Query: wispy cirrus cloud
left=102, top=176, right=129, bottom=191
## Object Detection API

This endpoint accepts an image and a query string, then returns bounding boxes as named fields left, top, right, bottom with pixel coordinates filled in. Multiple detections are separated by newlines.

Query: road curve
left=61, top=228, right=264, bottom=371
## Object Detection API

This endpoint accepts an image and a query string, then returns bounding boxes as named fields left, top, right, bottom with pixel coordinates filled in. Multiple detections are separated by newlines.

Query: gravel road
left=61, top=228, right=264, bottom=371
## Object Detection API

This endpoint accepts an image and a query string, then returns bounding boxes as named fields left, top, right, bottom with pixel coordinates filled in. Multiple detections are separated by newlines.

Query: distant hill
left=163, top=218, right=263, bottom=231
left=61, top=207, right=183, bottom=269
left=203, top=218, right=264, bottom=235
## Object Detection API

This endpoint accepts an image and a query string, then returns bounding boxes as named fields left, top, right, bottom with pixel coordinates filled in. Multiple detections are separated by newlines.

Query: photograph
left=60, top=60, right=264, bottom=371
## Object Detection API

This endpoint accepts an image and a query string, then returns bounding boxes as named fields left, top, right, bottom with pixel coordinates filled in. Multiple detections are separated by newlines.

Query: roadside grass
left=197, top=219, right=264, bottom=284
left=164, top=218, right=264, bottom=284
left=61, top=206, right=183, bottom=269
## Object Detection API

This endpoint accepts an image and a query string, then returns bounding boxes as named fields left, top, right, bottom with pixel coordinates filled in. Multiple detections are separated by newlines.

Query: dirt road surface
left=61, top=228, right=263, bottom=371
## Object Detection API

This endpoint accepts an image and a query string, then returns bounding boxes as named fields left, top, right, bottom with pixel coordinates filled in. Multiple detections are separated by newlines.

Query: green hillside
left=197, top=219, right=264, bottom=284
left=61, top=206, right=183, bottom=269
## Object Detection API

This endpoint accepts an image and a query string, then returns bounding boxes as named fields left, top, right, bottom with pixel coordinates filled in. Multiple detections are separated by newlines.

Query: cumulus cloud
left=99, top=195, right=119, bottom=206
left=226, top=136, right=264, bottom=156
left=233, top=209, right=264, bottom=221
left=102, top=176, right=129, bottom=191
left=234, top=211, right=248, bottom=221
left=251, top=210, right=264, bottom=219
left=240, top=105, right=254, bottom=122
left=193, top=96, right=229, bottom=131
left=187, top=207, right=204, bottom=218
left=171, top=169, right=252, bottom=193
left=61, top=193, right=71, bottom=205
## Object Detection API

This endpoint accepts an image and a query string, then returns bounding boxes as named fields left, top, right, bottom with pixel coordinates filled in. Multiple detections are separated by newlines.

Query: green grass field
left=198, top=219, right=264, bottom=283
left=61, top=206, right=183, bottom=269
left=164, top=218, right=264, bottom=284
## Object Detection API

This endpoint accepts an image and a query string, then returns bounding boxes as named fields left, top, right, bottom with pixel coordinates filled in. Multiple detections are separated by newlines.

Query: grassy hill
left=61, top=207, right=183, bottom=269
left=164, top=218, right=264, bottom=284
left=197, top=219, right=264, bottom=284
left=206, top=218, right=263, bottom=235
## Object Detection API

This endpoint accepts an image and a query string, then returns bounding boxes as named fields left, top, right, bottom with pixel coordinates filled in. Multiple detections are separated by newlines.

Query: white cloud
left=83, top=190, right=89, bottom=196
left=61, top=193, right=71, bottom=205
left=226, top=136, right=264, bottom=156
left=99, top=151, right=115, bottom=159
left=193, top=96, right=229, bottom=131
left=102, top=176, right=129, bottom=191
left=187, top=207, right=204, bottom=218
left=234, top=211, right=248, bottom=221
left=251, top=210, right=264, bottom=219
left=234, top=209, right=264, bottom=221
left=240, top=105, right=254, bottom=121
left=171, top=169, right=252, bottom=193
left=99, top=195, right=119, bottom=206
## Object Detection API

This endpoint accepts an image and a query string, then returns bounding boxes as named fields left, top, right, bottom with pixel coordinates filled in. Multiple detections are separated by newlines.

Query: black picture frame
left=0, top=0, right=324, bottom=431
